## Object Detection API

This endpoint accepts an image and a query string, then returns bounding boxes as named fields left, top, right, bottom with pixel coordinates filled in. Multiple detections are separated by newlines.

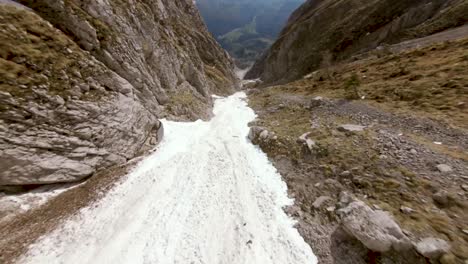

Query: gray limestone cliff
left=0, top=0, right=238, bottom=187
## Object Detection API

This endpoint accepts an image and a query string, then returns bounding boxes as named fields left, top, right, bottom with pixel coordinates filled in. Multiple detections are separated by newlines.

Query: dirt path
left=389, top=24, right=468, bottom=53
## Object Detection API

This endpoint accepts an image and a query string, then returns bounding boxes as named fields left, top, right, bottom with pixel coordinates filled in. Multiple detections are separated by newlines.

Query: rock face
left=246, top=0, right=467, bottom=83
left=0, top=1, right=237, bottom=186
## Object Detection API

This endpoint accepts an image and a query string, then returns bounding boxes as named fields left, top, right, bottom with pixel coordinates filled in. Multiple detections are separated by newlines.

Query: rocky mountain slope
left=246, top=0, right=468, bottom=83
left=0, top=0, right=238, bottom=188
left=245, top=0, right=468, bottom=263
left=248, top=38, right=468, bottom=263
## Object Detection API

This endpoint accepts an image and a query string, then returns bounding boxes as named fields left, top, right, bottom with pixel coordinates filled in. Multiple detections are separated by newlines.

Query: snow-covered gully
left=20, top=92, right=317, bottom=264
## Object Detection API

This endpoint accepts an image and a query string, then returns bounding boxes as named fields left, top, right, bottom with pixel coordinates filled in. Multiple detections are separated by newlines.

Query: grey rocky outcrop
left=0, top=1, right=237, bottom=186
left=248, top=126, right=276, bottom=145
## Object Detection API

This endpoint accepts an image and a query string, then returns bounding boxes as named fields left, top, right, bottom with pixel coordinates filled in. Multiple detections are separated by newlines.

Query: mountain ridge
left=246, top=0, right=468, bottom=83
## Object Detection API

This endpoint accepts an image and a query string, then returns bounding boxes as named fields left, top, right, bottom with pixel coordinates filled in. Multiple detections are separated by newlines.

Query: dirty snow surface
left=20, top=92, right=317, bottom=264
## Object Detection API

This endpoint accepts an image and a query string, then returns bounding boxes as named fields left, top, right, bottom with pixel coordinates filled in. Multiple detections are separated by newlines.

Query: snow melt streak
left=20, top=92, right=317, bottom=264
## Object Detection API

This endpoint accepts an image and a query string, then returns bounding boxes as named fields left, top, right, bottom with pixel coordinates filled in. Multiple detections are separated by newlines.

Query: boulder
left=259, top=130, right=270, bottom=140
left=337, top=193, right=411, bottom=252
left=248, top=126, right=266, bottom=142
left=432, top=190, right=451, bottom=207
left=400, top=206, right=415, bottom=214
left=297, top=132, right=316, bottom=152
left=248, top=126, right=276, bottom=145
left=337, top=124, right=366, bottom=133
left=436, top=164, right=453, bottom=173
left=414, top=237, right=450, bottom=259
left=309, top=96, right=326, bottom=108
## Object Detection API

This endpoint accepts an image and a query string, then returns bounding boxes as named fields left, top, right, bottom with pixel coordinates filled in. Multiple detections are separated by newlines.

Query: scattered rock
left=310, top=96, right=326, bottom=108
left=248, top=126, right=276, bottom=144
left=248, top=126, right=266, bottom=142
left=462, top=185, right=468, bottom=192
left=324, top=179, right=342, bottom=190
left=259, top=130, right=269, bottom=140
left=298, top=132, right=311, bottom=142
left=414, top=237, right=450, bottom=259
left=312, top=196, right=332, bottom=209
left=71, top=69, right=82, bottom=78
left=297, top=132, right=316, bottom=152
left=337, top=191, right=354, bottom=209
left=455, top=102, right=466, bottom=109
left=436, top=164, right=453, bottom=173
left=337, top=124, right=366, bottom=133
left=79, top=83, right=90, bottom=93
left=339, top=171, right=351, bottom=178
left=400, top=206, right=414, bottom=214
left=432, top=191, right=450, bottom=207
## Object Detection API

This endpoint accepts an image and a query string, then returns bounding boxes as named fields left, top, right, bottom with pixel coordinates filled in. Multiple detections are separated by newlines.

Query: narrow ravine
left=19, top=92, right=317, bottom=264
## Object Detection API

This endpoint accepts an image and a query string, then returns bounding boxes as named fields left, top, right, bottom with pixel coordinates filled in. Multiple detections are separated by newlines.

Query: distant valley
left=196, top=0, right=304, bottom=68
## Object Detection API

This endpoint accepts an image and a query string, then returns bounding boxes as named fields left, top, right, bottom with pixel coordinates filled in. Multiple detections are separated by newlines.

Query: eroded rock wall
left=0, top=0, right=238, bottom=186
